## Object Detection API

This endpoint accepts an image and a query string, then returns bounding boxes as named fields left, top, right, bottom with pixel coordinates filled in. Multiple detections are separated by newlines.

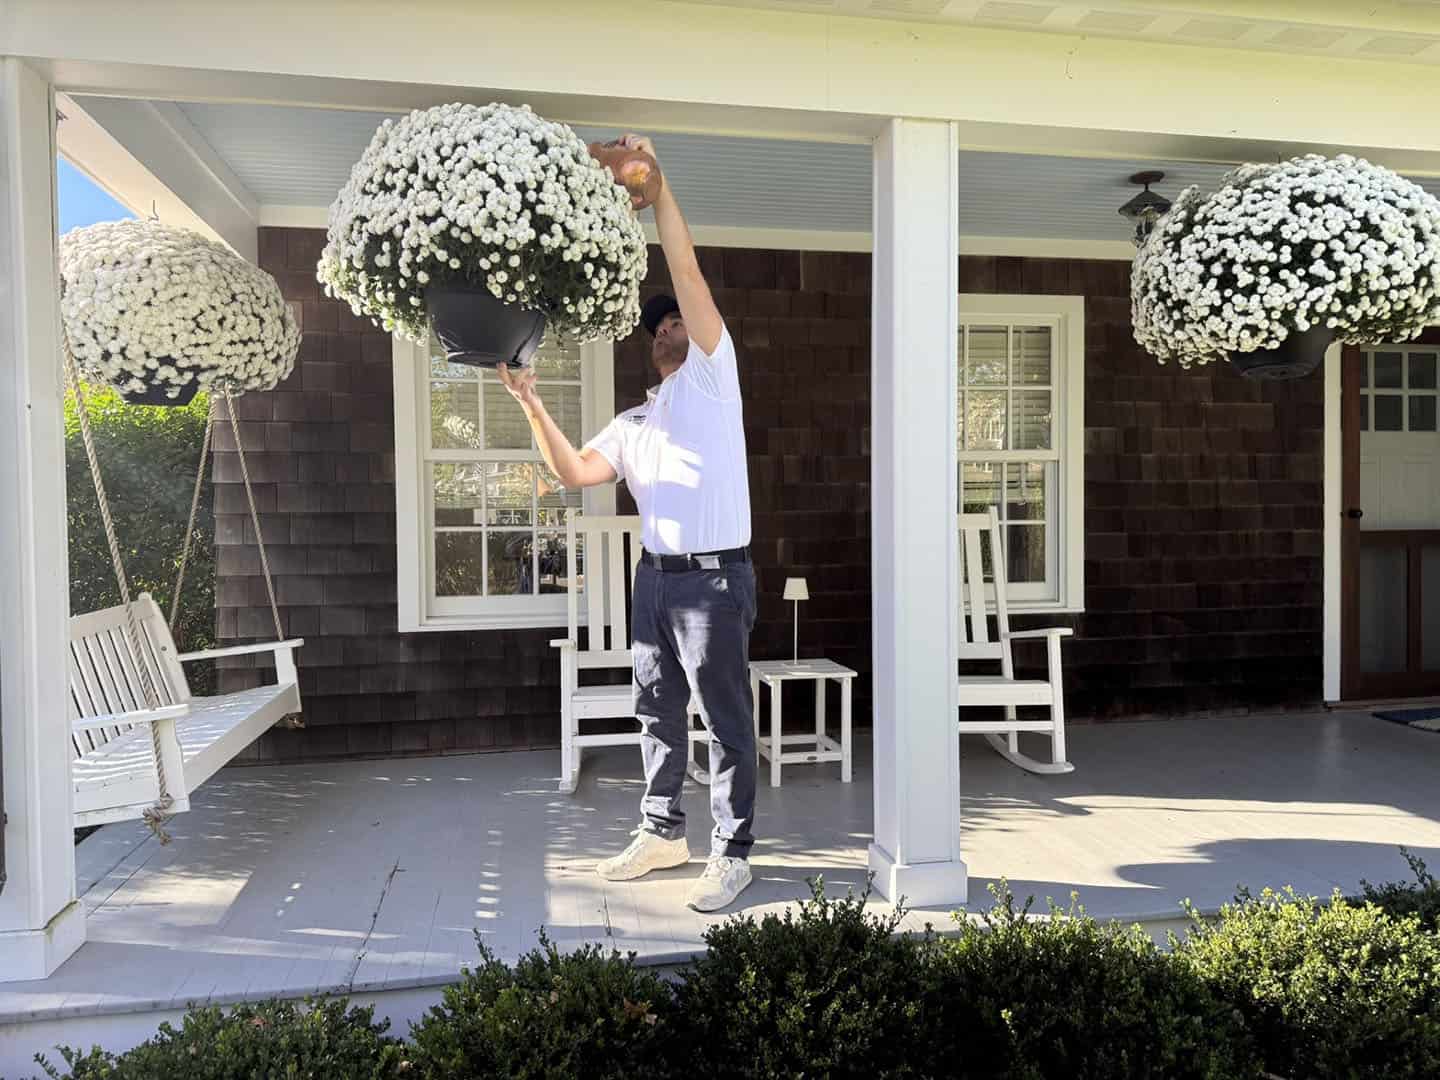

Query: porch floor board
left=4, top=709, right=1440, bottom=1030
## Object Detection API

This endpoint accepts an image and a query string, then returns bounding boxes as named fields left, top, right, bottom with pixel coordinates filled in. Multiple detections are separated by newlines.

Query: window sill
left=996, top=601, right=1085, bottom=616
left=400, top=611, right=569, bottom=633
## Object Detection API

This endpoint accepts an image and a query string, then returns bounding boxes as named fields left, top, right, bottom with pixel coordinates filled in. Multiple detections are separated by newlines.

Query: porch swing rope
left=223, top=387, right=283, bottom=641
left=60, top=329, right=174, bottom=842
left=169, top=407, right=215, bottom=633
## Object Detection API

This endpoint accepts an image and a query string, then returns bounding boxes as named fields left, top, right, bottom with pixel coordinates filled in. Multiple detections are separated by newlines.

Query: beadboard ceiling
left=667, top=0, right=1440, bottom=66
left=76, top=97, right=1440, bottom=243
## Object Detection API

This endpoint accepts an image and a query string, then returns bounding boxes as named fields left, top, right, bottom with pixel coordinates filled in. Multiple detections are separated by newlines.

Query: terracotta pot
left=587, top=141, right=663, bottom=210
left=427, top=283, right=546, bottom=369
left=1227, top=326, right=1333, bottom=380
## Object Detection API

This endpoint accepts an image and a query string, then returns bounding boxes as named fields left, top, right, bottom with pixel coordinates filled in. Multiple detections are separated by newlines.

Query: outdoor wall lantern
left=1118, top=170, right=1172, bottom=248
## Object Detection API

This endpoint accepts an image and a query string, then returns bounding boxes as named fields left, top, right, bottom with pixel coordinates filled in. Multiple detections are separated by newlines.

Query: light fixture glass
left=1119, top=170, right=1172, bottom=248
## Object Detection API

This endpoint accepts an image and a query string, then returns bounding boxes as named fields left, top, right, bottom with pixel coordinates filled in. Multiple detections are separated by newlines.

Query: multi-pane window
left=1360, top=348, right=1439, bottom=433
left=427, top=339, right=583, bottom=608
left=956, top=296, right=1084, bottom=610
left=398, top=333, right=613, bottom=630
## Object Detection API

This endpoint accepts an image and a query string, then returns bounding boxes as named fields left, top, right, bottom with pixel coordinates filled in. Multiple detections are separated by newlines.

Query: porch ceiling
left=67, top=97, right=1440, bottom=248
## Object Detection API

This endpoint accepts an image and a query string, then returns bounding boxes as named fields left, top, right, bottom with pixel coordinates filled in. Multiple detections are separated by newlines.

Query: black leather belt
left=640, top=547, right=750, bottom=572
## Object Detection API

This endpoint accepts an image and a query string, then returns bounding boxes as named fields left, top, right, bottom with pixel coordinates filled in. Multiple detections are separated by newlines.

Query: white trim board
left=262, top=205, right=1134, bottom=259
left=1323, top=343, right=1342, bottom=703
left=13, top=0, right=1440, bottom=169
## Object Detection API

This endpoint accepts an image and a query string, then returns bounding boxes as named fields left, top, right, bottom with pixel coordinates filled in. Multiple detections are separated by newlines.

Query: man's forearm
left=523, top=401, right=584, bottom=487
left=652, top=182, right=701, bottom=285
left=650, top=177, right=724, bottom=353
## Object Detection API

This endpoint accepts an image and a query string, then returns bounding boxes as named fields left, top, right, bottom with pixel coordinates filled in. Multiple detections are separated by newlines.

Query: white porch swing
left=65, top=363, right=304, bottom=831
left=58, top=219, right=304, bottom=833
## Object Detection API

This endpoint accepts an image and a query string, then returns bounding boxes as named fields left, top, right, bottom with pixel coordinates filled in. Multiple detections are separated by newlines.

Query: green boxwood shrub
left=928, top=885, right=1256, bottom=1080
left=408, top=932, right=679, bottom=1079
left=29, top=864, right=1440, bottom=1080
left=672, top=881, right=937, bottom=1079
left=1358, top=849, right=1440, bottom=932
left=1175, top=886, right=1440, bottom=1080
left=34, top=998, right=408, bottom=1079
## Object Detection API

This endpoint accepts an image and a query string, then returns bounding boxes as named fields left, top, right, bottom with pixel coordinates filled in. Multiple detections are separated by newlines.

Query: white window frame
left=394, top=336, right=616, bottom=632
left=1358, top=345, right=1440, bottom=434
left=957, top=293, right=1085, bottom=613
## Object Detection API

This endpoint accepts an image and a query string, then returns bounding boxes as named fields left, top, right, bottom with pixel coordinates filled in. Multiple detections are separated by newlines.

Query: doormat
left=1374, top=707, right=1440, bottom=733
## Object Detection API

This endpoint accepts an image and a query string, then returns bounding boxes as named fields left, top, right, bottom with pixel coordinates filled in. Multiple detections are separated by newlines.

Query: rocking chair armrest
left=73, top=702, right=188, bottom=733
left=178, top=639, right=305, bottom=663
left=549, top=638, right=577, bottom=651
left=1001, top=627, right=1074, bottom=641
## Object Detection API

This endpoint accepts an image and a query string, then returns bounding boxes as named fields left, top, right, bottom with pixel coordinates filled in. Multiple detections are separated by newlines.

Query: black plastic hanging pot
left=118, top=362, right=201, bottom=406
left=1227, top=326, right=1332, bottom=381
left=427, top=283, right=546, bottom=369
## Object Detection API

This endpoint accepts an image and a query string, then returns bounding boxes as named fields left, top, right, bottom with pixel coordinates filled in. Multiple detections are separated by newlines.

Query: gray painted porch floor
left=4, top=709, right=1440, bottom=1028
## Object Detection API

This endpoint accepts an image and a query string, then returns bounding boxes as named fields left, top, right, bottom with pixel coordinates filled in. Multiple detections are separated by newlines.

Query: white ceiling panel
left=168, top=101, right=873, bottom=233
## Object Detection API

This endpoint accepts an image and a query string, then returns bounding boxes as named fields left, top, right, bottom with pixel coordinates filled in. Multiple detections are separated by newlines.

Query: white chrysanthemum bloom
left=1132, top=155, right=1440, bottom=370
left=59, top=219, right=300, bottom=399
left=318, top=102, right=647, bottom=344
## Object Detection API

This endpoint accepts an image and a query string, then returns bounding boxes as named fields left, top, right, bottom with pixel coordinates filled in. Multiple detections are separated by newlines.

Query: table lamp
left=783, top=577, right=809, bottom=664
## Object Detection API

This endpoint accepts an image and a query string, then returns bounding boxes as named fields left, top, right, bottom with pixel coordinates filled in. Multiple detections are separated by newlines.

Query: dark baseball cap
left=641, top=294, right=681, bottom=336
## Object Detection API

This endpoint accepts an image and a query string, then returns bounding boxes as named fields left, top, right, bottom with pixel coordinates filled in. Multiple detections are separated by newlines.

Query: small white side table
left=749, top=658, right=856, bottom=787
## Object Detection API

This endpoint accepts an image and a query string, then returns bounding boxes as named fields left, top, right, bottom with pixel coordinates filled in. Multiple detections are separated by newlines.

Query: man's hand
left=499, top=360, right=618, bottom=489
left=497, top=362, right=542, bottom=414
left=618, top=133, right=658, bottom=165
left=616, top=133, right=665, bottom=209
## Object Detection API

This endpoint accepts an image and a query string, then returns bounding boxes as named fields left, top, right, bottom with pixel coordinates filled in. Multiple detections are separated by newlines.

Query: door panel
left=1342, top=335, right=1440, bottom=699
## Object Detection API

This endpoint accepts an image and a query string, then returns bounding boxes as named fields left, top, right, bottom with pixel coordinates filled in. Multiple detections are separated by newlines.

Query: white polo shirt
left=584, top=325, right=751, bottom=556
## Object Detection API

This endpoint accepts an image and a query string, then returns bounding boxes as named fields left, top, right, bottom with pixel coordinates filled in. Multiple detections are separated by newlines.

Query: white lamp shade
left=783, top=577, right=810, bottom=602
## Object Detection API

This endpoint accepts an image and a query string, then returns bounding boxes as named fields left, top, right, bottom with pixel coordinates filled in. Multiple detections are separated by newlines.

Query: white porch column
left=868, top=118, right=966, bottom=906
left=0, top=57, right=86, bottom=980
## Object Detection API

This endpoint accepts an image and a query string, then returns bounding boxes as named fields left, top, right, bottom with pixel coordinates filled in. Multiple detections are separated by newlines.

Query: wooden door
left=1341, top=334, right=1440, bottom=700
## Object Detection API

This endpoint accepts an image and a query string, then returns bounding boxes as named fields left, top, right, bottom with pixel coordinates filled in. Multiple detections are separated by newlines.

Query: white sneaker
left=687, top=855, right=753, bottom=911
left=595, top=830, right=690, bottom=881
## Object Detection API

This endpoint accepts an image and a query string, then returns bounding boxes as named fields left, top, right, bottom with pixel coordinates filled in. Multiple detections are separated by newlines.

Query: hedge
left=26, top=857, right=1440, bottom=1080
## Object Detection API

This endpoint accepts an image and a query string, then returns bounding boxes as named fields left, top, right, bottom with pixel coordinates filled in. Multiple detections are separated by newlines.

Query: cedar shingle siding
left=217, top=229, right=1322, bottom=763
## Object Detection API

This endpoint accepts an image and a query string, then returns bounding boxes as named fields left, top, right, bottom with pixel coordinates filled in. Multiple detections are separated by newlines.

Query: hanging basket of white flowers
left=317, top=102, right=648, bottom=369
left=59, top=219, right=300, bottom=405
left=1132, top=154, right=1440, bottom=380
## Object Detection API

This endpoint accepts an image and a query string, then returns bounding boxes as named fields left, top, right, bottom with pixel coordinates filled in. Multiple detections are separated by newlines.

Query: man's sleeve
left=680, top=324, right=740, bottom=400
left=582, top=415, right=626, bottom=482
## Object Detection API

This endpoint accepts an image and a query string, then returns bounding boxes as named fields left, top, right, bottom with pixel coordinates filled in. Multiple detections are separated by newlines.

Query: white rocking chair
left=957, top=507, right=1074, bottom=774
left=550, top=512, right=710, bottom=794
left=69, top=594, right=303, bottom=827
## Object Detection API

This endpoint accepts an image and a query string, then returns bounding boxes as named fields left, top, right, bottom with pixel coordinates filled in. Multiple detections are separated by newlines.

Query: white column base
left=0, top=900, right=85, bottom=983
left=868, top=843, right=968, bottom=907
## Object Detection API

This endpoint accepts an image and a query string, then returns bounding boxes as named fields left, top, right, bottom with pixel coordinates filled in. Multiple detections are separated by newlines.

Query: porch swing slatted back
left=67, top=595, right=190, bottom=758
left=958, top=509, right=1011, bottom=662
left=569, top=512, right=642, bottom=668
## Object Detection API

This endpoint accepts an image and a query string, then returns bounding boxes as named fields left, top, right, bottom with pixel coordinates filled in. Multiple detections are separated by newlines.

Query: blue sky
left=57, top=156, right=133, bottom=234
